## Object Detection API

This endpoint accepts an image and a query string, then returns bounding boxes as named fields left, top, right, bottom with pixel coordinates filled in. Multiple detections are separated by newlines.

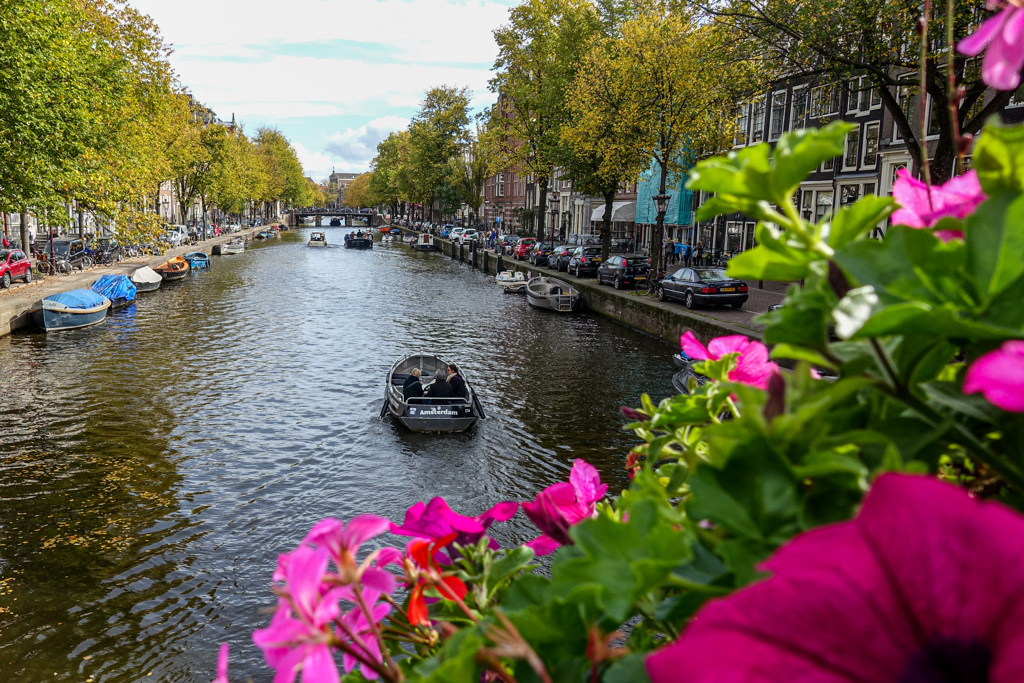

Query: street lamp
left=652, top=193, right=671, bottom=279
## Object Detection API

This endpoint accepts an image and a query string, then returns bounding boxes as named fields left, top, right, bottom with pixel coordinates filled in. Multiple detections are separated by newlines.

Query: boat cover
left=90, top=274, right=136, bottom=302
left=131, top=266, right=162, bottom=284
left=45, top=289, right=108, bottom=309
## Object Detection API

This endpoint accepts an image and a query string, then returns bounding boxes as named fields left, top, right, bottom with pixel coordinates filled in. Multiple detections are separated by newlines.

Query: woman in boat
left=403, top=368, right=423, bottom=400
left=424, top=369, right=453, bottom=399
left=446, top=364, right=468, bottom=400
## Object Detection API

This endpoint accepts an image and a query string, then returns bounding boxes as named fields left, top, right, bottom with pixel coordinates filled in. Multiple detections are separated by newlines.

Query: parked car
left=162, top=225, right=188, bottom=247
left=528, top=242, right=557, bottom=266
left=450, top=227, right=466, bottom=241
left=42, top=238, right=90, bottom=269
left=513, top=237, right=537, bottom=260
left=499, top=234, right=519, bottom=255
left=567, top=246, right=604, bottom=277
left=0, top=248, right=32, bottom=287
left=460, top=229, right=479, bottom=244
left=596, top=254, right=652, bottom=289
left=657, top=267, right=748, bottom=309
left=549, top=245, right=572, bottom=272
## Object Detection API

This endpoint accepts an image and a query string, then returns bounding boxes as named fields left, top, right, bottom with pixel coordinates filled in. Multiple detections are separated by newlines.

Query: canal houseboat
left=383, top=353, right=484, bottom=432
left=526, top=277, right=580, bottom=312
left=31, top=289, right=111, bottom=332
left=130, top=266, right=162, bottom=292
left=496, top=270, right=527, bottom=293
left=308, top=231, right=327, bottom=247
left=412, top=234, right=439, bottom=251
left=184, top=252, right=211, bottom=269
left=89, top=274, right=136, bottom=310
left=154, top=256, right=190, bottom=281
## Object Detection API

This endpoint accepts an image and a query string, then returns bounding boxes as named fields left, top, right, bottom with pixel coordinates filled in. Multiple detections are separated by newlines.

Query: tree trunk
left=651, top=160, right=668, bottom=278
left=537, top=174, right=549, bottom=244
left=78, top=207, right=85, bottom=240
left=20, top=208, right=30, bottom=256
left=601, top=191, right=614, bottom=262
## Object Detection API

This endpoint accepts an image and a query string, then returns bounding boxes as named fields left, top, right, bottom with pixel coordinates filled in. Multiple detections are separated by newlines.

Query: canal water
left=0, top=229, right=675, bottom=682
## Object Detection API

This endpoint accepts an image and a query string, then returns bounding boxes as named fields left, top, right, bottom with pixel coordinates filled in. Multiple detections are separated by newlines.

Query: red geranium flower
left=405, top=533, right=468, bottom=626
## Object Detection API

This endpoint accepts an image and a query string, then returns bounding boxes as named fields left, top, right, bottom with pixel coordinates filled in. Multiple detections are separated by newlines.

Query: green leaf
left=827, top=195, right=896, bottom=250
left=488, top=546, right=537, bottom=599
left=769, top=122, right=853, bottom=205
left=973, top=122, right=1024, bottom=196
left=726, top=223, right=819, bottom=280
left=965, top=193, right=1024, bottom=299
left=603, top=653, right=651, bottom=683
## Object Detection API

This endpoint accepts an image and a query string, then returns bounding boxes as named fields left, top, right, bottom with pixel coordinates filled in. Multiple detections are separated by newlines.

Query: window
left=847, top=76, right=881, bottom=114
left=801, top=189, right=814, bottom=220
left=841, top=184, right=861, bottom=206
left=927, top=96, right=942, bottom=137
left=769, top=91, right=787, bottom=140
left=893, top=87, right=915, bottom=142
left=790, top=86, right=809, bottom=131
left=751, top=96, right=766, bottom=143
left=847, top=79, right=860, bottom=113
left=734, top=102, right=750, bottom=146
left=863, top=122, right=880, bottom=167
left=497, top=173, right=505, bottom=197
left=822, top=155, right=836, bottom=173
left=810, top=84, right=840, bottom=117
left=844, top=126, right=861, bottom=169
left=815, top=191, right=834, bottom=222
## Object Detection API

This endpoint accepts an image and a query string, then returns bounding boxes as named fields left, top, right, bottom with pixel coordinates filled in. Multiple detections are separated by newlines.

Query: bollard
left=496, top=253, right=503, bottom=273
left=483, top=251, right=489, bottom=274
left=459, top=243, right=464, bottom=262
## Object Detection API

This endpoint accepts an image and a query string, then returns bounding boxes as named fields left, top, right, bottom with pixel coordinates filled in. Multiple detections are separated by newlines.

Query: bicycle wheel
left=57, top=261, right=73, bottom=275
left=81, top=256, right=93, bottom=269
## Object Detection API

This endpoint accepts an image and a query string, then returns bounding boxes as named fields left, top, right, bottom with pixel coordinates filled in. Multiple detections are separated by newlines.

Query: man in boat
left=446, top=365, right=469, bottom=400
left=403, top=368, right=423, bottom=400
left=424, top=369, right=453, bottom=399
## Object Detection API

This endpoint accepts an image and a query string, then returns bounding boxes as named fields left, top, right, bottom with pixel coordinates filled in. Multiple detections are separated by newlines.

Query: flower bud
left=763, top=370, right=786, bottom=421
left=957, top=133, right=974, bottom=156
left=620, top=406, right=650, bottom=421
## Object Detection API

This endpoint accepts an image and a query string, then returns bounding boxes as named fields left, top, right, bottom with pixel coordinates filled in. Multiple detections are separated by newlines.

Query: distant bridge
left=286, top=208, right=382, bottom=227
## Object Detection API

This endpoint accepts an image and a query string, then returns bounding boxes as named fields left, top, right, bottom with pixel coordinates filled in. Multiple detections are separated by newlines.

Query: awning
left=590, top=201, right=635, bottom=223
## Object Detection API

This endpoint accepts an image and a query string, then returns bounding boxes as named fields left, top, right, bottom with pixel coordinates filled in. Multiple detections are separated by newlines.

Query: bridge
left=286, top=208, right=383, bottom=228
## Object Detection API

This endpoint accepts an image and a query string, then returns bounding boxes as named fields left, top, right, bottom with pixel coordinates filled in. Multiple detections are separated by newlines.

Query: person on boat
left=424, top=369, right=453, bottom=399
left=403, top=368, right=423, bottom=400
left=446, top=364, right=469, bottom=400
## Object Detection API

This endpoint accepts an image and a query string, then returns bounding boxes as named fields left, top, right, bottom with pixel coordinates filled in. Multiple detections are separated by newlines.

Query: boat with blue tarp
left=184, top=252, right=211, bottom=269
left=89, top=274, right=136, bottom=310
left=31, top=289, right=111, bottom=332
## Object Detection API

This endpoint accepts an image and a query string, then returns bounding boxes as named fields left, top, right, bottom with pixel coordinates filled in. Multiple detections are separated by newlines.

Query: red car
left=0, top=248, right=32, bottom=288
left=513, top=238, right=536, bottom=260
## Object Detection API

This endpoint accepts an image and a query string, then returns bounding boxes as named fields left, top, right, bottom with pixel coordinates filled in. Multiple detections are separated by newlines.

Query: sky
left=127, top=0, right=513, bottom=182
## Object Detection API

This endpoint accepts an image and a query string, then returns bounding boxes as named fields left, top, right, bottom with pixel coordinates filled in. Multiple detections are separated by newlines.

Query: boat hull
left=308, top=241, right=327, bottom=247
left=499, top=282, right=527, bottom=293
left=345, top=238, right=373, bottom=249
left=221, top=244, right=245, bottom=254
left=134, top=279, right=161, bottom=292
left=411, top=244, right=439, bottom=251
left=159, top=270, right=189, bottom=281
left=32, top=303, right=110, bottom=332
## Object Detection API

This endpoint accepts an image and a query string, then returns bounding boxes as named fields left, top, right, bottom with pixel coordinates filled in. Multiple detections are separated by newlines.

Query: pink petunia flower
left=390, top=497, right=518, bottom=550
left=646, top=474, right=1024, bottom=682
left=958, top=2, right=1024, bottom=91
left=303, top=515, right=397, bottom=593
left=522, top=459, right=608, bottom=555
left=964, top=340, right=1024, bottom=412
left=338, top=589, right=392, bottom=681
left=212, top=643, right=229, bottom=683
left=680, top=331, right=779, bottom=390
left=890, top=168, right=986, bottom=240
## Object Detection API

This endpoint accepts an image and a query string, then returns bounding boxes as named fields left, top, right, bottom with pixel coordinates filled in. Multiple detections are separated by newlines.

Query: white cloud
left=324, top=116, right=410, bottom=169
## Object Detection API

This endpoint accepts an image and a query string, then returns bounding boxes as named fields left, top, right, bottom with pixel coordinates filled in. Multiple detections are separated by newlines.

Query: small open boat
left=154, top=256, right=190, bottom=281
left=221, top=238, right=246, bottom=255
left=31, top=289, right=111, bottom=332
left=130, top=266, right=162, bottom=292
left=90, top=274, right=136, bottom=310
left=344, top=232, right=373, bottom=249
left=254, top=231, right=268, bottom=240
left=184, top=251, right=211, bottom=269
left=496, top=270, right=527, bottom=293
left=382, top=235, right=395, bottom=243
left=412, top=233, right=439, bottom=251
left=308, top=231, right=327, bottom=247
left=526, top=277, right=580, bottom=312
left=382, top=353, right=485, bottom=432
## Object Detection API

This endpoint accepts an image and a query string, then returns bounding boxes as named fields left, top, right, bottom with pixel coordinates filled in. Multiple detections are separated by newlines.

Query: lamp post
left=652, top=193, right=670, bottom=280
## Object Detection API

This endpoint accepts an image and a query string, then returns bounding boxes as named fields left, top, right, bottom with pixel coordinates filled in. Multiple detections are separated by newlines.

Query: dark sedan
left=596, top=254, right=651, bottom=289
left=567, top=246, right=603, bottom=277
left=549, top=245, right=572, bottom=272
left=657, top=268, right=748, bottom=309
left=528, top=242, right=557, bottom=266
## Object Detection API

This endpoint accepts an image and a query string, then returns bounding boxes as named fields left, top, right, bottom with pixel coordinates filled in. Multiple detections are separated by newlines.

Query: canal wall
left=391, top=228, right=762, bottom=345
left=0, top=228, right=262, bottom=338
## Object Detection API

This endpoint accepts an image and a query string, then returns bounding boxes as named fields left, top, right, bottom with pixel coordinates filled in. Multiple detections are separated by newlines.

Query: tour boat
left=525, top=277, right=580, bottom=312
left=153, top=256, right=190, bottom=281
left=412, top=233, right=439, bottom=251
left=382, top=353, right=485, bottom=433
left=184, top=252, right=211, bottom=269
left=308, top=231, right=327, bottom=247
left=495, top=270, right=527, bottom=293
left=89, top=274, right=136, bottom=310
left=344, top=232, right=373, bottom=249
left=221, top=238, right=246, bottom=255
left=31, top=289, right=111, bottom=332
left=130, top=266, right=162, bottom=292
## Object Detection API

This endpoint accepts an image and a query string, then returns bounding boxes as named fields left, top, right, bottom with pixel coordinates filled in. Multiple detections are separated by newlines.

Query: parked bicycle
left=35, top=255, right=73, bottom=276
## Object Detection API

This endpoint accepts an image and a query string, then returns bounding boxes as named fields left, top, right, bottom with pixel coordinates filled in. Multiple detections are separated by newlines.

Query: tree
left=706, top=0, right=1018, bottom=182
left=255, top=127, right=309, bottom=215
left=408, top=86, right=470, bottom=221
left=451, top=125, right=491, bottom=228
left=369, top=131, right=409, bottom=216
left=341, top=173, right=372, bottom=208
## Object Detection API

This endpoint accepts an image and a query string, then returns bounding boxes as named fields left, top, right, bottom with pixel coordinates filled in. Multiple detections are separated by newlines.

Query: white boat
left=221, top=238, right=246, bottom=255
left=382, top=235, right=395, bottom=243
left=496, top=270, right=527, bottom=293
left=412, top=233, right=439, bottom=251
left=130, top=266, right=163, bottom=293
left=308, top=231, right=327, bottom=247
left=526, top=277, right=580, bottom=312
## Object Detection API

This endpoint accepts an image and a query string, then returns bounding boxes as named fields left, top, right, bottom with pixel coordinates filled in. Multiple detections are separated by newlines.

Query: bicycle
left=36, top=257, right=73, bottom=276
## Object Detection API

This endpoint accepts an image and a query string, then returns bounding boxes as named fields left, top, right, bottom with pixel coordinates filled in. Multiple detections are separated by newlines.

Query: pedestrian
left=694, top=242, right=704, bottom=267
left=683, top=242, right=692, bottom=267
left=673, top=239, right=682, bottom=265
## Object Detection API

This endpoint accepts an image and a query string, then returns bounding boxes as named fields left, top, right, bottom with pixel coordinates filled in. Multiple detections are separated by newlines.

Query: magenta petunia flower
left=522, top=459, right=608, bottom=555
left=303, top=515, right=397, bottom=594
left=390, top=497, right=518, bottom=549
left=681, top=331, right=778, bottom=390
left=338, top=589, right=391, bottom=681
left=890, top=168, right=986, bottom=240
left=958, top=2, right=1024, bottom=91
left=646, top=474, right=1024, bottom=682
left=964, top=340, right=1024, bottom=412
left=212, top=643, right=229, bottom=683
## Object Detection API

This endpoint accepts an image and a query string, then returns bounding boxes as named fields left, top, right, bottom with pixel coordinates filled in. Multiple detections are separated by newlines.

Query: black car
left=596, top=254, right=651, bottom=289
left=43, top=238, right=90, bottom=269
left=567, top=246, right=603, bottom=277
left=549, top=245, right=572, bottom=272
left=657, top=267, right=748, bottom=309
left=528, top=242, right=557, bottom=266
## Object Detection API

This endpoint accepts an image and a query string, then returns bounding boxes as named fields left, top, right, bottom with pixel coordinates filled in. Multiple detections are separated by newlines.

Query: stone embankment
left=0, top=229, right=260, bottom=338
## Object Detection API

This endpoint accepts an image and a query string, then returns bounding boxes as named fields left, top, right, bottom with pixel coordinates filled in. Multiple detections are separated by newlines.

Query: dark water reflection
left=0, top=229, right=675, bottom=682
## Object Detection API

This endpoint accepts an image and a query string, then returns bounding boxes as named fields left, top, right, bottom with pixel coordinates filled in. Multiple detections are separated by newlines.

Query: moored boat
left=382, top=235, right=395, bottom=243
left=153, top=256, right=190, bottom=281
left=382, top=353, right=484, bottom=432
left=412, top=233, right=439, bottom=251
left=89, top=274, right=136, bottom=309
left=221, top=238, right=246, bottom=255
left=184, top=251, right=211, bottom=269
left=526, top=277, right=580, bottom=312
left=495, top=270, right=527, bottom=293
left=130, top=266, right=162, bottom=292
left=31, top=289, right=111, bottom=332
left=308, top=231, right=327, bottom=247
left=254, top=231, right=268, bottom=240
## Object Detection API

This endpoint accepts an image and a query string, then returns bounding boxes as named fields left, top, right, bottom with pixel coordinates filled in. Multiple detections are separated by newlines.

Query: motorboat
left=412, top=233, right=439, bottom=251
left=308, top=231, right=327, bottom=247
left=382, top=235, right=395, bottom=244
left=525, top=277, right=580, bottom=312
left=153, top=256, right=190, bottom=281
left=344, top=232, right=373, bottom=249
left=254, top=231, right=268, bottom=240
left=31, top=289, right=111, bottom=332
left=184, top=251, right=211, bottom=269
left=382, top=353, right=485, bottom=432
left=404, top=234, right=418, bottom=246
left=221, top=238, right=246, bottom=255
left=89, top=274, right=136, bottom=310
left=130, top=266, right=162, bottom=292
left=496, top=270, right=527, bottom=293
